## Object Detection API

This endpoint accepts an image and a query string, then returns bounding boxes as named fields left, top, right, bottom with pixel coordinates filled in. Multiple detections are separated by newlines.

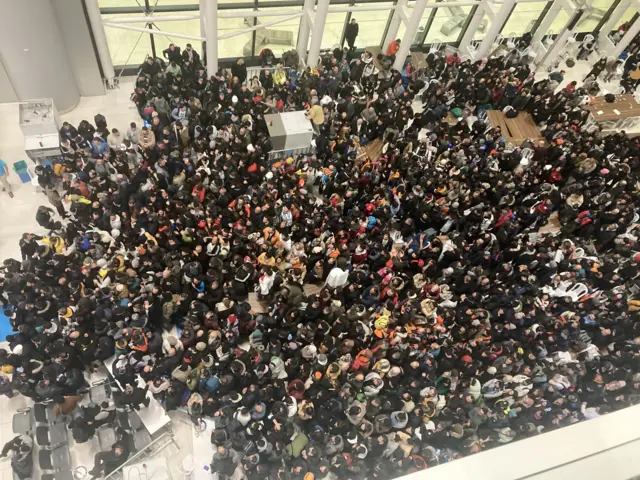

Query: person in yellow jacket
left=41, top=235, right=66, bottom=254
left=273, top=63, right=287, bottom=85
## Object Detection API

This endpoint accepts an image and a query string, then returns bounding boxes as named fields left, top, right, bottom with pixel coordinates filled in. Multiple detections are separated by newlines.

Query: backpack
left=505, top=109, right=519, bottom=118
left=94, top=113, right=107, bottom=129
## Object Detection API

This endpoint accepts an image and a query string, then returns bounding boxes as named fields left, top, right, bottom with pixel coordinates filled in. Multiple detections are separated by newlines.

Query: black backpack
left=505, top=109, right=519, bottom=118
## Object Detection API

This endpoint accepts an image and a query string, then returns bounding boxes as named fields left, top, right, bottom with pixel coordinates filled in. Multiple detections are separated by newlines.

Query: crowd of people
left=3, top=37, right=640, bottom=480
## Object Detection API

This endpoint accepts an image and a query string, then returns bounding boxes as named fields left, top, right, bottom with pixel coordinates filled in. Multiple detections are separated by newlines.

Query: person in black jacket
left=232, top=58, right=248, bottom=84
left=113, top=384, right=150, bottom=411
left=1, top=435, right=32, bottom=480
left=182, top=43, right=201, bottom=66
left=163, top=43, right=182, bottom=64
left=88, top=428, right=133, bottom=478
left=344, top=18, right=359, bottom=50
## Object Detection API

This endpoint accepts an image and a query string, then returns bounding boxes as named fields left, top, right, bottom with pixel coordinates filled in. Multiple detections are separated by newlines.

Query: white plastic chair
left=522, top=46, right=539, bottom=61
left=573, top=247, right=585, bottom=259
left=582, top=34, right=595, bottom=48
left=544, top=32, right=555, bottom=48
left=178, top=454, right=195, bottom=479
left=521, top=147, right=533, bottom=163
left=506, top=33, right=518, bottom=49
left=567, top=31, right=579, bottom=44
left=520, top=150, right=533, bottom=167
left=429, top=41, right=443, bottom=54
left=566, top=283, right=589, bottom=302
left=26, top=164, right=40, bottom=190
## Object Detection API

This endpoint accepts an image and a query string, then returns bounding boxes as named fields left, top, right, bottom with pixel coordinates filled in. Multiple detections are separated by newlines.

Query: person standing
left=162, top=43, right=182, bottom=64
left=0, top=159, right=13, bottom=198
left=345, top=18, right=359, bottom=50
left=386, top=38, right=401, bottom=56
left=45, top=187, right=67, bottom=218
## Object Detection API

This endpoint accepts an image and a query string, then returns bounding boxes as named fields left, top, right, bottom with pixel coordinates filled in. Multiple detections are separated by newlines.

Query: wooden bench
left=486, top=110, right=510, bottom=135
left=410, top=51, right=427, bottom=70
left=487, top=110, right=543, bottom=145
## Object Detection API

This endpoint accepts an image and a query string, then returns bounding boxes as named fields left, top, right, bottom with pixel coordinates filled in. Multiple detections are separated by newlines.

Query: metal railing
left=103, top=431, right=177, bottom=480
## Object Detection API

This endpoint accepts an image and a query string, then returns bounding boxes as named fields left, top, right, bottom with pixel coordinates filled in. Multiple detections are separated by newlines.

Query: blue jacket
left=91, top=139, right=109, bottom=156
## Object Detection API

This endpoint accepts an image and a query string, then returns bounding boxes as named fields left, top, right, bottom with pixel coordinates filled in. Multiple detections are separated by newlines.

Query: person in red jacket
left=386, top=38, right=401, bottom=56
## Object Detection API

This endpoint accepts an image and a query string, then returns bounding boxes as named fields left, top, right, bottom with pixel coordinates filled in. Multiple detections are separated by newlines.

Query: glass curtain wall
left=576, top=0, right=616, bottom=33
left=353, top=2, right=395, bottom=49
left=150, top=13, right=200, bottom=60
left=423, top=4, right=474, bottom=45
left=100, top=0, right=305, bottom=66
left=101, top=0, right=625, bottom=69
left=218, top=9, right=255, bottom=59
left=501, top=1, right=548, bottom=37
left=102, top=14, right=152, bottom=67
left=320, top=12, right=349, bottom=49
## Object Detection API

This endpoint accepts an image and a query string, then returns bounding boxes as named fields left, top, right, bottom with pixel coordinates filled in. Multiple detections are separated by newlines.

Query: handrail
left=103, top=431, right=176, bottom=480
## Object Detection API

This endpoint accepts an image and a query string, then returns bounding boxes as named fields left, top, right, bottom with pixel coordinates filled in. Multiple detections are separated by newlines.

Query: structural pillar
left=477, top=0, right=515, bottom=58
left=201, top=0, right=218, bottom=75
left=383, top=0, right=408, bottom=53
left=599, top=0, right=631, bottom=41
left=613, top=17, right=640, bottom=57
left=0, top=0, right=79, bottom=111
left=307, top=0, right=330, bottom=69
left=85, top=0, right=116, bottom=88
left=199, top=0, right=207, bottom=59
left=458, top=2, right=487, bottom=58
left=392, top=0, right=427, bottom=70
left=297, top=0, right=315, bottom=65
left=532, top=5, right=558, bottom=44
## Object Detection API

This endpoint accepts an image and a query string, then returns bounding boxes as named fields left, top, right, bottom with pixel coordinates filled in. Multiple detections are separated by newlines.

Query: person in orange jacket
left=386, top=38, right=401, bottom=56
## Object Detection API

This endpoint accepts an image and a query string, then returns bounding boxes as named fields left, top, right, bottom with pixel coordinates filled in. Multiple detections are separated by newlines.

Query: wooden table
left=586, top=94, right=640, bottom=122
left=486, top=110, right=543, bottom=145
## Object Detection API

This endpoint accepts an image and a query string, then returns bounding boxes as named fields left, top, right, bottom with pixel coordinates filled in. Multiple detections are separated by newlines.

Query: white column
left=297, top=0, right=315, bottom=63
left=458, top=2, right=486, bottom=58
left=199, top=0, right=206, bottom=55
left=600, top=0, right=631, bottom=41
left=532, top=5, right=558, bottom=44
left=392, top=0, right=427, bottom=71
left=85, top=0, right=116, bottom=87
left=477, top=0, right=514, bottom=58
left=613, top=17, right=640, bottom=57
left=540, top=27, right=572, bottom=68
left=383, top=0, right=407, bottom=52
left=201, top=0, right=217, bottom=75
left=307, top=0, right=330, bottom=69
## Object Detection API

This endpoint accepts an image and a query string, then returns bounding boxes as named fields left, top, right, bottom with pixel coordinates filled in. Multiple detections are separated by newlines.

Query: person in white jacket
left=258, top=269, right=275, bottom=297
left=325, top=266, right=348, bottom=289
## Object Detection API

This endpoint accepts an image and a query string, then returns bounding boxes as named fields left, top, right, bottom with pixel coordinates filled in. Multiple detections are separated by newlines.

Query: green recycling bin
left=13, top=160, right=30, bottom=183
